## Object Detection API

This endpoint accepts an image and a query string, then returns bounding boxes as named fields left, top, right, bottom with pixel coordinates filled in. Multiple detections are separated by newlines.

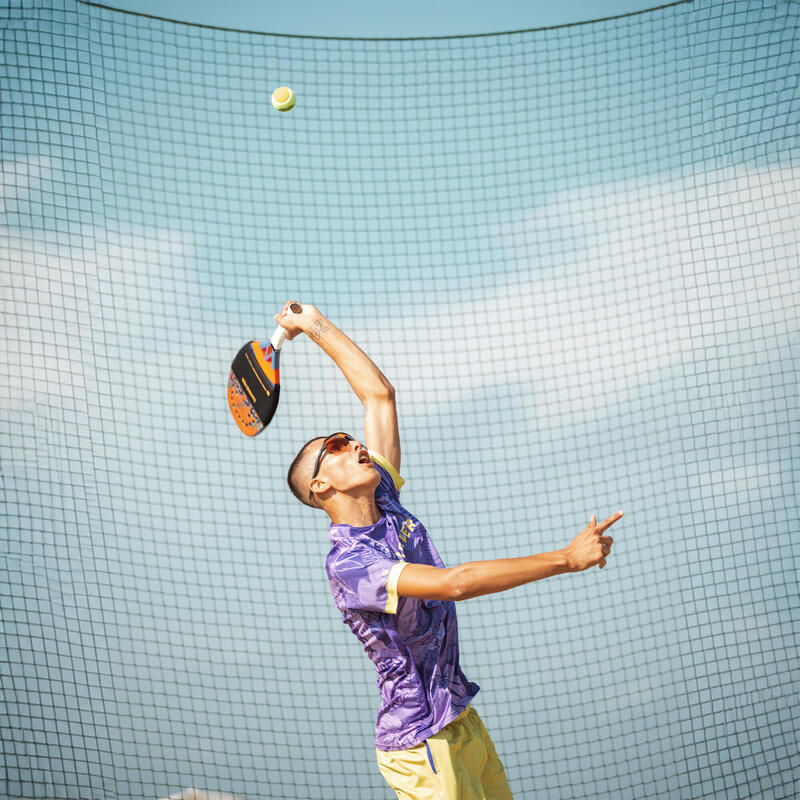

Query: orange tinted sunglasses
left=309, top=433, right=355, bottom=499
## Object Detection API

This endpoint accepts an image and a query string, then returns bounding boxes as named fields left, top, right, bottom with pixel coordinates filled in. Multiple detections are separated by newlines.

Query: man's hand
left=273, top=301, right=323, bottom=341
left=563, top=511, right=624, bottom=571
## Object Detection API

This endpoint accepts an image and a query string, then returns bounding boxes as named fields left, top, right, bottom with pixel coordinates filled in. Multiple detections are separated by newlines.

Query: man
left=276, top=301, right=623, bottom=800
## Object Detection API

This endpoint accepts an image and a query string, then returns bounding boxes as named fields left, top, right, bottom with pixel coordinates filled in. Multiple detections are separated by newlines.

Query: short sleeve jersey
left=325, top=452, right=480, bottom=751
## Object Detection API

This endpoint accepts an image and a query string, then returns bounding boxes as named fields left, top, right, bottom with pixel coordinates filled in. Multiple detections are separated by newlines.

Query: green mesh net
left=2, top=0, right=798, bottom=797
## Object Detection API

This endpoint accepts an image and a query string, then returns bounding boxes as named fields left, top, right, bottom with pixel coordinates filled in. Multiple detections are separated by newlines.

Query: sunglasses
left=309, top=432, right=355, bottom=500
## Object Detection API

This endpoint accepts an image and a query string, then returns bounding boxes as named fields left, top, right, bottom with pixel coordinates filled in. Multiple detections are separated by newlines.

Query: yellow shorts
left=376, top=706, right=513, bottom=800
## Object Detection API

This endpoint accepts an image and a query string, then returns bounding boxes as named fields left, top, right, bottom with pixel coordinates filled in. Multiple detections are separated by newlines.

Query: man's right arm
left=396, top=511, right=623, bottom=602
left=274, top=302, right=401, bottom=471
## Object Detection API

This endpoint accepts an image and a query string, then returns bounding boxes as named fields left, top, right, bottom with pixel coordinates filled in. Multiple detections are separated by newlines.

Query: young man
left=277, top=301, right=623, bottom=800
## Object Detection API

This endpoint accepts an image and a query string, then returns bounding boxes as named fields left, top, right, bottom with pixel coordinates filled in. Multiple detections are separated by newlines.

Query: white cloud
left=342, top=164, right=800, bottom=428
left=1, top=223, right=198, bottom=413
left=3, top=162, right=797, bottom=438
left=0, top=154, right=55, bottom=211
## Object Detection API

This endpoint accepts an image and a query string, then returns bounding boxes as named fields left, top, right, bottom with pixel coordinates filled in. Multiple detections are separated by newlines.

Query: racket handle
left=270, top=325, right=288, bottom=350
left=269, top=302, right=302, bottom=350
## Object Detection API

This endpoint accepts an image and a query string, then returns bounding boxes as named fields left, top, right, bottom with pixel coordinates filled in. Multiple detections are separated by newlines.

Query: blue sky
left=95, top=0, right=665, bottom=37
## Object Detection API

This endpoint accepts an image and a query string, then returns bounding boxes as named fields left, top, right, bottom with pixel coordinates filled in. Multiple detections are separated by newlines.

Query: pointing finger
left=598, top=511, right=624, bottom=533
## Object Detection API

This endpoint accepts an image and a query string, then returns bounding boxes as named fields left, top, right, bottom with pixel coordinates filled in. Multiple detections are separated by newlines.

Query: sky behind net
left=2, top=0, right=799, bottom=798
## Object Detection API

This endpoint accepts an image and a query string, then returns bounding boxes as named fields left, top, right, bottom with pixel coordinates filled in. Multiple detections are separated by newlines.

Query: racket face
left=227, top=341, right=281, bottom=436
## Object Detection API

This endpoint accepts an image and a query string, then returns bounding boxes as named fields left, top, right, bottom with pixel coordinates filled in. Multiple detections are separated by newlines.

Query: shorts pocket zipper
left=424, top=740, right=438, bottom=775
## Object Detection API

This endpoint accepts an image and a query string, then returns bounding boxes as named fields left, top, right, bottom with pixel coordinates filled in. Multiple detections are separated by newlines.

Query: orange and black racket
left=227, top=302, right=301, bottom=436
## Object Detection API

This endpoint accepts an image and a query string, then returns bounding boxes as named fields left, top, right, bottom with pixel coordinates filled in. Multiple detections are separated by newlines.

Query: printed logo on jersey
left=398, top=519, right=418, bottom=555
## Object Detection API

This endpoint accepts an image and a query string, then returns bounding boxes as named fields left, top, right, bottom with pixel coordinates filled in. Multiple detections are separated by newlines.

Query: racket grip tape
left=271, top=327, right=288, bottom=350
left=270, top=302, right=303, bottom=350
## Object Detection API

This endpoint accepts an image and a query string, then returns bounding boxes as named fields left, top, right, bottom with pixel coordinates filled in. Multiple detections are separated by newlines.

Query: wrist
left=304, top=312, right=329, bottom=342
left=558, top=548, right=577, bottom=573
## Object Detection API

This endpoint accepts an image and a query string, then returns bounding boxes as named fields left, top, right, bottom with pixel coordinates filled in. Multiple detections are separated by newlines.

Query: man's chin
left=363, top=467, right=381, bottom=490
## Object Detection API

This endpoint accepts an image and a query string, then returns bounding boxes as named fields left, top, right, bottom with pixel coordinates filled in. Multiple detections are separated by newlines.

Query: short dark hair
left=287, top=437, right=324, bottom=509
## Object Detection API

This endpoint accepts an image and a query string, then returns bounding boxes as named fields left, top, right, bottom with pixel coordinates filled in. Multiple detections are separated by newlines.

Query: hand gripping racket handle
left=270, top=301, right=302, bottom=350
left=270, top=326, right=288, bottom=350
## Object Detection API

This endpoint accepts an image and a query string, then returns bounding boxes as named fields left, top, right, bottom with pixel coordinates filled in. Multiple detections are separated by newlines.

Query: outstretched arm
left=396, top=511, right=624, bottom=601
left=275, top=302, right=401, bottom=470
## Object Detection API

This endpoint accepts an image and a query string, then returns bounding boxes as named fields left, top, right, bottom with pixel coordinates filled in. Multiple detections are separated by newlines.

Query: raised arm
left=275, top=302, right=401, bottom=470
left=397, top=511, right=624, bottom=601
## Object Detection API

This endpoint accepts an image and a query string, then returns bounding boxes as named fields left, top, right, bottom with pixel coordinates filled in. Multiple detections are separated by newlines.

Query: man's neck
left=328, top=495, right=382, bottom=527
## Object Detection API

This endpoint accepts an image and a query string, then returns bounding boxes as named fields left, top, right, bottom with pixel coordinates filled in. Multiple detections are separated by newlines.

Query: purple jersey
left=326, top=452, right=480, bottom=751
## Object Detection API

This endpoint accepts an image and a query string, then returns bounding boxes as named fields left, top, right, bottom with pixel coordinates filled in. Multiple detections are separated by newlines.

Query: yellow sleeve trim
left=385, top=561, right=408, bottom=614
left=369, top=450, right=405, bottom=493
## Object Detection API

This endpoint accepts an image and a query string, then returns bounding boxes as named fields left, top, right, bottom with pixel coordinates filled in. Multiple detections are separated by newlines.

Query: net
left=2, top=0, right=798, bottom=797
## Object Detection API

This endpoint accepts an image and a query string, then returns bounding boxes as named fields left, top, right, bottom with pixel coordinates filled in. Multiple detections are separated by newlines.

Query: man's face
left=309, top=435, right=380, bottom=502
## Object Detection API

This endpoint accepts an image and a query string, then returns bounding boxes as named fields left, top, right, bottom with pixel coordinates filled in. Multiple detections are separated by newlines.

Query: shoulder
left=325, top=537, right=354, bottom=573
left=369, top=450, right=404, bottom=499
left=326, top=534, right=384, bottom=577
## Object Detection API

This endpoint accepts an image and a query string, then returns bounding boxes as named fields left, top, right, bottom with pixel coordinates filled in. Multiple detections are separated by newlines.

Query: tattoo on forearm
left=309, top=318, right=329, bottom=342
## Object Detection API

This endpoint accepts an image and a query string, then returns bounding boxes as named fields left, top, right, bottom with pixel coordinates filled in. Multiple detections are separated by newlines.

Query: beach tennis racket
left=227, top=302, right=302, bottom=436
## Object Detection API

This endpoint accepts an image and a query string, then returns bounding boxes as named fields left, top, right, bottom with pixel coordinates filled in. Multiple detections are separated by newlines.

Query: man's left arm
left=275, top=302, right=401, bottom=470
left=396, top=511, right=624, bottom=601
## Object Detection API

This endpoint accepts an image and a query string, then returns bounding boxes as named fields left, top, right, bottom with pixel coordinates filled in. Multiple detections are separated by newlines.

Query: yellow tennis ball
left=271, top=86, right=296, bottom=112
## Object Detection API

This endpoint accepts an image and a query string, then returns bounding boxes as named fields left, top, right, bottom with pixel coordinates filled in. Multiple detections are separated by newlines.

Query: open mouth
left=357, top=450, right=371, bottom=464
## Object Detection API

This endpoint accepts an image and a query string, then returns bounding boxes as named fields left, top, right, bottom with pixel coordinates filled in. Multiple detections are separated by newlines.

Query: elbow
left=365, top=380, right=395, bottom=404
left=378, top=381, right=396, bottom=402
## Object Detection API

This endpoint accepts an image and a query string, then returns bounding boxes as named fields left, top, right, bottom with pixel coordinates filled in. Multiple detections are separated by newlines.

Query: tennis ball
left=271, top=86, right=296, bottom=112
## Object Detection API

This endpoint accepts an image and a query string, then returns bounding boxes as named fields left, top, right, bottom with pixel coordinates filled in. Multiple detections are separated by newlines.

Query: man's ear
left=309, top=475, right=329, bottom=501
